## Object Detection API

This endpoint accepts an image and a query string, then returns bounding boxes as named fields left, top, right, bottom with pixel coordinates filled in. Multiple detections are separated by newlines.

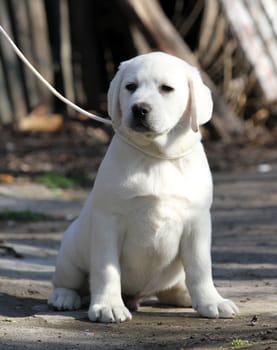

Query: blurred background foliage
left=0, top=0, right=276, bottom=183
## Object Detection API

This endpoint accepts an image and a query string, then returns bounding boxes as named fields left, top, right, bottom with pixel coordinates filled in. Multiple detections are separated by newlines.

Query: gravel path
left=0, top=168, right=276, bottom=349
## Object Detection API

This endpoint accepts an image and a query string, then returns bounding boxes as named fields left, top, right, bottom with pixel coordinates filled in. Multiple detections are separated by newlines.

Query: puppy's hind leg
left=156, top=279, right=192, bottom=307
left=48, top=253, right=86, bottom=311
left=48, top=287, right=82, bottom=311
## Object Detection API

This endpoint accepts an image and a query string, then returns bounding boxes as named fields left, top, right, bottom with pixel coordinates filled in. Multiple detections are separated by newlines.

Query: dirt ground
left=0, top=127, right=276, bottom=349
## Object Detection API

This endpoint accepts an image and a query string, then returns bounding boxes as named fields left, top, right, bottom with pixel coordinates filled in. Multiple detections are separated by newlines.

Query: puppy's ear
left=107, top=61, right=129, bottom=128
left=188, top=70, right=213, bottom=132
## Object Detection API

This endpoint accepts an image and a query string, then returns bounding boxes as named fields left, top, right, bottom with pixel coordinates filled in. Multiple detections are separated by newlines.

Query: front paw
left=88, top=302, right=132, bottom=323
left=195, top=297, right=239, bottom=319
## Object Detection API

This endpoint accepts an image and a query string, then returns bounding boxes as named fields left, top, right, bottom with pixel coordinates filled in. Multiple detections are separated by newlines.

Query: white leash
left=0, top=25, right=112, bottom=126
left=0, top=25, right=199, bottom=161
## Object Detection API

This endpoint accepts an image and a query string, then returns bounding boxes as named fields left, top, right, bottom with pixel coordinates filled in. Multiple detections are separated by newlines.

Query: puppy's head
left=108, top=52, right=213, bottom=138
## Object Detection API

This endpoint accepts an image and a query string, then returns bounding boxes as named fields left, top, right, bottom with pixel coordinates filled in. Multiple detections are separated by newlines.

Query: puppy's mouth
left=126, top=116, right=170, bottom=137
left=130, top=118, right=153, bottom=133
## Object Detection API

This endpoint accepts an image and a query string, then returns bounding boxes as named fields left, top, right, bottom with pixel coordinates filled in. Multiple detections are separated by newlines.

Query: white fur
left=48, top=52, right=238, bottom=322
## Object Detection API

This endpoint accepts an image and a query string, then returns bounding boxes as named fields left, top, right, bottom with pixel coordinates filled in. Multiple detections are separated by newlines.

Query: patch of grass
left=0, top=210, right=50, bottom=222
left=36, top=171, right=96, bottom=189
left=231, top=339, right=248, bottom=347
left=68, top=171, right=96, bottom=187
left=36, top=172, right=76, bottom=189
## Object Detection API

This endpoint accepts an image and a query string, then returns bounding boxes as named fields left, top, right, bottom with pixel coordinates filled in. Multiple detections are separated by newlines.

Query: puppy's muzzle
left=131, top=103, right=152, bottom=132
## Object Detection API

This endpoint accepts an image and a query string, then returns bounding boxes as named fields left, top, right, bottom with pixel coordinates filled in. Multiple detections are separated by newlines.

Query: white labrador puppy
left=48, top=52, right=238, bottom=322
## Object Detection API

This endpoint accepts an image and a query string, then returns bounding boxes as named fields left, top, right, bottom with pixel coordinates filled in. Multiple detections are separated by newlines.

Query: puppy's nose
left=132, top=103, right=152, bottom=119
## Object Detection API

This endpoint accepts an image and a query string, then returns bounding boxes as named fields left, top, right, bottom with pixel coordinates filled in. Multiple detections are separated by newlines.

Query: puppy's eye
left=126, top=83, right=138, bottom=93
left=160, top=85, right=174, bottom=93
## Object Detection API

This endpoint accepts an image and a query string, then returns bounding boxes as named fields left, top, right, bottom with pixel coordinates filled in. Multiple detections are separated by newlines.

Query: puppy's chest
left=120, top=160, right=189, bottom=199
left=123, top=196, right=188, bottom=263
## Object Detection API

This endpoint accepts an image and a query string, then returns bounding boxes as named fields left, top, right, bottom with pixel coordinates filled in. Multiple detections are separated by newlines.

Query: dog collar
left=114, top=128, right=200, bottom=160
